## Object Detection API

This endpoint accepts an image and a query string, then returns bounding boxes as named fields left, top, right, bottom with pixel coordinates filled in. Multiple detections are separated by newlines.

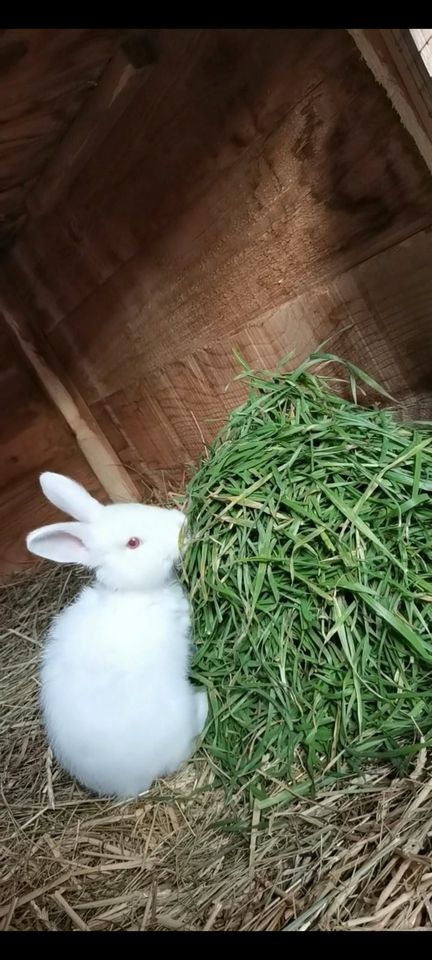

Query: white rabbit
left=26, top=472, right=207, bottom=799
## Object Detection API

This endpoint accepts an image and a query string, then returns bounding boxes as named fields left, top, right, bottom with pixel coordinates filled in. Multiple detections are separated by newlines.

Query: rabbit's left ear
left=26, top=522, right=90, bottom=564
left=40, top=472, right=103, bottom=522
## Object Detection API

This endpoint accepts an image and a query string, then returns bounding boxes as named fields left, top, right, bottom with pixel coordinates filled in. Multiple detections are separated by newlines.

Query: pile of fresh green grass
left=183, top=354, right=432, bottom=804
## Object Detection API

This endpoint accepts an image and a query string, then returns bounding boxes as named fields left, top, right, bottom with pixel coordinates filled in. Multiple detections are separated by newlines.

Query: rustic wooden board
left=7, top=28, right=432, bottom=331
left=0, top=263, right=113, bottom=569
left=1, top=27, right=432, bottom=530
left=79, top=230, right=432, bottom=486
left=0, top=321, right=106, bottom=572
left=0, top=28, right=125, bottom=245
left=0, top=271, right=141, bottom=503
left=350, top=30, right=432, bottom=176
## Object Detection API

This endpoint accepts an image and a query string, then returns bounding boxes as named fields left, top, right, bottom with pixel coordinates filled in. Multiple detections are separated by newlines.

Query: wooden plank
left=0, top=328, right=83, bottom=494
left=0, top=28, right=125, bottom=245
left=349, top=29, right=432, bottom=175
left=80, top=230, right=432, bottom=488
left=0, top=328, right=107, bottom=573
left=2, top=29, right=367, bottom=324
left=0, top=283, right=140, bottom=503
left=2, top=29, right=432, bottom=503
left=2, top=29, right=216, bottom=320
left=27, top=33, right=160, bottom=217
left=409, top=29, right=432, bottom=77
left=41, top=181, right=432, bottom=406
left=6, top=27, right=432, bottom=356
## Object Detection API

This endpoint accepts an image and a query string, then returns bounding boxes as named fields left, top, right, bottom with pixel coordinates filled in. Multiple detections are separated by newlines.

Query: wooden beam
left=349, top=29, right=432, bottom=176
left=27, top=32, right=160, bottom=217
left=0, top=301, right=140, bottom=504
left=409, top=30, right=432, bottom=78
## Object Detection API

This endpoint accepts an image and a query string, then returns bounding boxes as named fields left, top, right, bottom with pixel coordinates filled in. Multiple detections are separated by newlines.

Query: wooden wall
left=0, top=28, right=125, bottom=246
left=1, top=28, right=432, bottom=569
left=0, top=324, right=103, bottom=572
left=0, top=28, right=128, bottom=573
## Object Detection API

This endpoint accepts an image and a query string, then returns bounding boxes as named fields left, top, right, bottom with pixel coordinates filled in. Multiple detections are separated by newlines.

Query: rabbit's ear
left=26, top=522, right=90, bottom=564
left=40, top=472, right=103, bottom=522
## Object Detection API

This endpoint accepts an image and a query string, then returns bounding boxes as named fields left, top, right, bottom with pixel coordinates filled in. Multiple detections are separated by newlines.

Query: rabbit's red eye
left=126, top=537, right=141, bottom=549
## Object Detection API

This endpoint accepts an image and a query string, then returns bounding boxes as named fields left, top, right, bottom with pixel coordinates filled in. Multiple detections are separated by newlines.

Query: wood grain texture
left=409, top=29, right=432, bottom=78
left=0, top=28, right=126, bottom=246
left=0, top=289, right=140, bottom=502
left=27, top=36, right=160, bottom=217
left=0, top=320, right=106, bottom=573
left=8, top=28, right=432, bottom=332
left=1, top=28, right=432, bottom=518
left=5, top=30, right=432, bottom=342
left=79, top=230, right=432, bottom=487
left=350, top=29, right=432, bottom=176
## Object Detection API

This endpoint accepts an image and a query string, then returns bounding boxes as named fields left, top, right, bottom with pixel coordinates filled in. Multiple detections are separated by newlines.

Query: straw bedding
left=0, top=567, right=431, bottom=932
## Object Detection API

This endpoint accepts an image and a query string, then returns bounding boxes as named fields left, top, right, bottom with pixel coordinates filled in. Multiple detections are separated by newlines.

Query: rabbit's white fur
left=26, top=472, right=207, bottom=799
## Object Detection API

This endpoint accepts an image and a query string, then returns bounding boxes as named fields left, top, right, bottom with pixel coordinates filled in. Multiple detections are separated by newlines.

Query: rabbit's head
left=26, top=472, right=186, bottom=591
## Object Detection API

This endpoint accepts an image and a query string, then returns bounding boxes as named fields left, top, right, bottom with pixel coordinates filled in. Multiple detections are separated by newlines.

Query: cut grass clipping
left=183, top=353, right=432, bottom=806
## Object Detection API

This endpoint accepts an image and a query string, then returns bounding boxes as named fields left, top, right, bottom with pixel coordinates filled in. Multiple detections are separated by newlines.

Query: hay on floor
left=1, top=566, right=431, bottom=931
